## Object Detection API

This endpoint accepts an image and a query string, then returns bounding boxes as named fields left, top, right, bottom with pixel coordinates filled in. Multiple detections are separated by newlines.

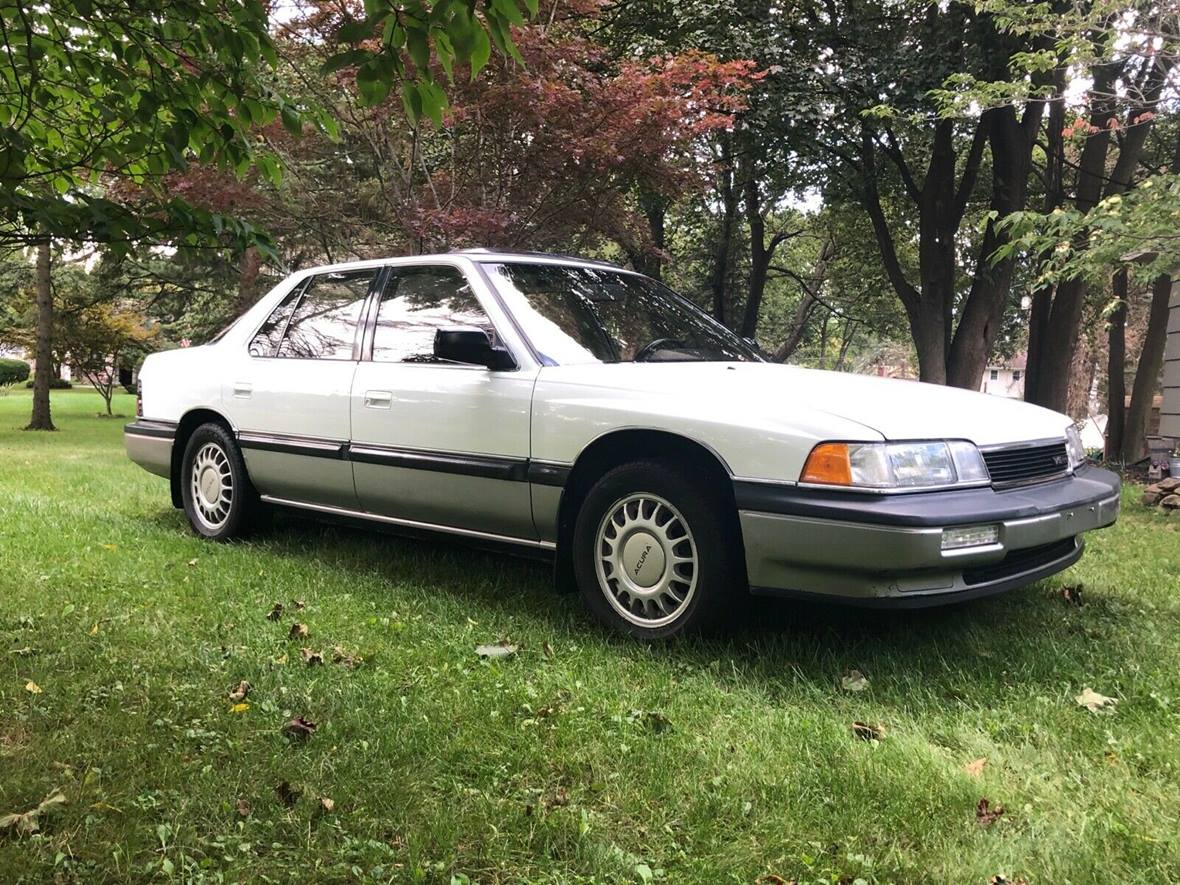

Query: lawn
left=1, top=391, right=1178, bottom=883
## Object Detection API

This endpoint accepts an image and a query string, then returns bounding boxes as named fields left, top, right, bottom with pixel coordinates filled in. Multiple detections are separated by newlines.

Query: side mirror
left=433, top=327, right=515, bottom=370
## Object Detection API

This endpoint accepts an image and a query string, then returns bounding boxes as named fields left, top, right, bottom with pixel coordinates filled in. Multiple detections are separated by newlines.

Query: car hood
left=536, top=361, right=1071, bottom=447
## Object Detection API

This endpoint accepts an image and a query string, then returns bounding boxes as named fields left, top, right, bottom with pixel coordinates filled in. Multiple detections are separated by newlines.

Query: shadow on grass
left=176, top=505, right=1135, bottom=709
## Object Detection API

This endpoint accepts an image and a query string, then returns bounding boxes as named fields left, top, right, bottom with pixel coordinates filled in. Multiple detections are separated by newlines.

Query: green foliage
left=0, top=1, right=330, bottom=254
left=57, top=301, right=158, bottom=414
left=0, top=357, right=29, bottom=384
left=25, top=376, right=71, bottom=389
left=323, top=0, right=537, bottom=124
left=996, top=169, right=1180, bottom=285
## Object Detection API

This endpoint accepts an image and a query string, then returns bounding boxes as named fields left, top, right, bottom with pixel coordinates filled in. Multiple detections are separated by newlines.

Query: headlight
left=800, top=440, right=990, bottom=490
left=1064, top=424, right=1087, bottom=470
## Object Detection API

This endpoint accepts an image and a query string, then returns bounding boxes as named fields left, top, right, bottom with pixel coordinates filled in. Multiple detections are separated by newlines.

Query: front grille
left=962, top=538, right=1077, bottom=585
left=982, top=441, right=1069, bottom=486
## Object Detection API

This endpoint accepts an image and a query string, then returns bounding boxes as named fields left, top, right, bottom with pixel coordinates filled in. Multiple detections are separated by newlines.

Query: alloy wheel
left=190, top=441, right=234, bottom=531
left=594, top=492, right=698, bottom=628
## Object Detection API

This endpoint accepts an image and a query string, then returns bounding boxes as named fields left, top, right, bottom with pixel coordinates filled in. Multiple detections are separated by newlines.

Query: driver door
left=349, top=263, right=538, bottom=540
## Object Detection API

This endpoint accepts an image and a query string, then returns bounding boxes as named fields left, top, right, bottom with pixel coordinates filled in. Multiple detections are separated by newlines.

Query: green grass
left=2, top=391, right=1179, bottom=883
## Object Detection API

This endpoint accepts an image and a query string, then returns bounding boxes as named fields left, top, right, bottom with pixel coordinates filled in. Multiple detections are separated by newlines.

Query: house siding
left=1162, top=280, right=1180, bottom=440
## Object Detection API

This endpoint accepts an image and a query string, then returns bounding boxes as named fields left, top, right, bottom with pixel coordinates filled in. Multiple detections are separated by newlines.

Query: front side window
left=482, top=263, right=761, bottom=365
left=371, top=265, right=494, bottom=363
left=277, top=269, right=376, bottom=360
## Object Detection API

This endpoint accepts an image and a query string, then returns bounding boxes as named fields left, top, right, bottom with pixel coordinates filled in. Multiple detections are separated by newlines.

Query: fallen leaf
left=989, top=875, right=1028, bottom=885
left=319, top=797, right=335, bottom=813
left=331, top=646, right=363, bottom=669
left=230, top=703, right=250, bottom=714
left=850, top=721, right=883, bottom=741
left=1076, top=687, right=1118, bottom=713
left=266, top=603, right=284, bottom=621
left=964, top=757, right=988, bottom=778
left=288, top=622, right=309, bottom=641
left=476, top=642, right=518, bottom=660
left=542, top=641, right=555, bottom=660
left=236, top=798, right=251, bottom=817
left=1060, top=584, right=1084, bottom=606
left=187, top=558, right=198, bottom=567
left=0, top=790, right=66, bottom=836
left=24, top=681, right=41, bottom=694
left=755, top=876, right=791, bottom=885
left=88, top=622, right=99, bottom=636
left=976, top=797, right=1005, bottom=826
left=282, top=716, right=317, bottom=740
left=100, top=543, right=118, bottom=551
left=301, top=648, right=323, bottom=666
left=228, top=680, right=251, bottom=702
left=291, top=600, right=306, bottom=610
left=841, top=670, right=869, bottom=692
left=544, top=785, right=570, bottom=809
left=275, top=781, right=301, bottom=807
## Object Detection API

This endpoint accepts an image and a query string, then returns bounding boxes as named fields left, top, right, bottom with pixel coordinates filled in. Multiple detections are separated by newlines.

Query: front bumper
left=737, top=466, right=1120, bottom=607
left=124, top=420, right=176, bottom=478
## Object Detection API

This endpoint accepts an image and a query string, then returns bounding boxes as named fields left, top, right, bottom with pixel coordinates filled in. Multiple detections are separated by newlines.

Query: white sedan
left=125, top=250, right=1121, bottom=637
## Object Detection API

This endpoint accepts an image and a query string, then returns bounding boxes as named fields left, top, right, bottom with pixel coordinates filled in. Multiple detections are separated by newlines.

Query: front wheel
left=180, top=422, right=260, bottom=540
left=572, top=460, right=742, bottom=639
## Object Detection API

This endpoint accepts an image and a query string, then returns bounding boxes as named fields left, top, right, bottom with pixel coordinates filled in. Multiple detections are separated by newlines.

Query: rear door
left=225, top=267, right=379, bottom=509
left=349, top=262, right=538, bottom=540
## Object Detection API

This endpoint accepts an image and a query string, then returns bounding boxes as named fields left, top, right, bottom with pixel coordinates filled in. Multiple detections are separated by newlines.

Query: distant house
left=1162, top=281, right=1180, bottom=443
left=979, top=354, right=1026, bottom=399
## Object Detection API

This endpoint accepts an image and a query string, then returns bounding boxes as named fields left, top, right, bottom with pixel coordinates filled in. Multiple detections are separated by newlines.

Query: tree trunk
left=26, top=240, right=55, bottom=432
left=1024, top=74, right=1066, bottom=405
left=709, top=134, right=738, bottom=326
left=1025, top=52, right=1172, bottom=411
left=911, top=299, right=949, bottom=384
left=1105, top=267, right=1128, bottom=460
left=233, top=246, right=263, bottom=317
left=636, top=190, right=667, bottom=281
left=947, top=99, right=1044, bottom=389
left=738, top=129, right=769, bottom=340
left=1122, top=275, right=1173, bottom=461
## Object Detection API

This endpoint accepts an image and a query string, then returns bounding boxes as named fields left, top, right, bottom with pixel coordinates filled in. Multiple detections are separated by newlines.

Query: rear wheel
left=180, top=423, right=260, bottom=540
left=572, top=460, right=742, bottom=639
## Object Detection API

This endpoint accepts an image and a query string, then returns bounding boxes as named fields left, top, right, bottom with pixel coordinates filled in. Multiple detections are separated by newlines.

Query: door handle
left=233, top=382, right=252, bottom=398
left=364, top=390, right=393, bottom=409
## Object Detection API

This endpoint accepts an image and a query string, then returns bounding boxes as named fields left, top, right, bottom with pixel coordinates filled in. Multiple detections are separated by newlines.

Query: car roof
left=286, top=249, right=631, bottom=278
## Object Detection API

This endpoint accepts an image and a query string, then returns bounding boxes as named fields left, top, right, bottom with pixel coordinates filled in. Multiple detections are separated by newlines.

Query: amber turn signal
left=800, top=442, right=852, bottom=485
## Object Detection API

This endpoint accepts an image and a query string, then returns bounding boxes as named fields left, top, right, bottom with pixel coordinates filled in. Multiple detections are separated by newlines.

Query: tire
left=180, top=422, right=261, bottom=540
left=572, top=460, right=743, bottom=639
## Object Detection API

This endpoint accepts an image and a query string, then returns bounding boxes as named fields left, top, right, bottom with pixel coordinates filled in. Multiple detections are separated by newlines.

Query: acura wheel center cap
left=622, top=531, right=665, bottom=588
left=200, top=469, right=220, bottom=504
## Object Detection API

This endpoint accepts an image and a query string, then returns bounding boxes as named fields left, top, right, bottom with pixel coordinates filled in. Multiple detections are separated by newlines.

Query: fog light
left=941, top=524, right=1000, bottom=551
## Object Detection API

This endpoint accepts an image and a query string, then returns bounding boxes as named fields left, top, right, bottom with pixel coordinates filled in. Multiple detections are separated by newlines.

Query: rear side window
left=248, top=285, right=303, bottom=357
left=276, top=269, right=378, bottom=360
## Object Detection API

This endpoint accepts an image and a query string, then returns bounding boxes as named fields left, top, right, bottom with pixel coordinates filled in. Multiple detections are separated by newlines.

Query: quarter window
left=248, top=285, right=303, bottom=357
left=277, top=269, right=377, bottom=360
left=371, top=266, right=495, bottom=363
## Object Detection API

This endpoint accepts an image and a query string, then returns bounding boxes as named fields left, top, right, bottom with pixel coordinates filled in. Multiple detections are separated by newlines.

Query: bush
left=0, top=358, right=30, bottom=384
left=25, top=377, right=72, bottom=390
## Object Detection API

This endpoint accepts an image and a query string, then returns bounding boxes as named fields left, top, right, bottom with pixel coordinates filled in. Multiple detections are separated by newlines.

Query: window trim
left=247, top=269, right=381, bottom=362
left=359, top=262, right=521, bottom=371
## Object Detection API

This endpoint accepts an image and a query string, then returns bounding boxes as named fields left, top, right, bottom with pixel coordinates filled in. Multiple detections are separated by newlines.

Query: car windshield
left=482, top=262, right=762, bottom=365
